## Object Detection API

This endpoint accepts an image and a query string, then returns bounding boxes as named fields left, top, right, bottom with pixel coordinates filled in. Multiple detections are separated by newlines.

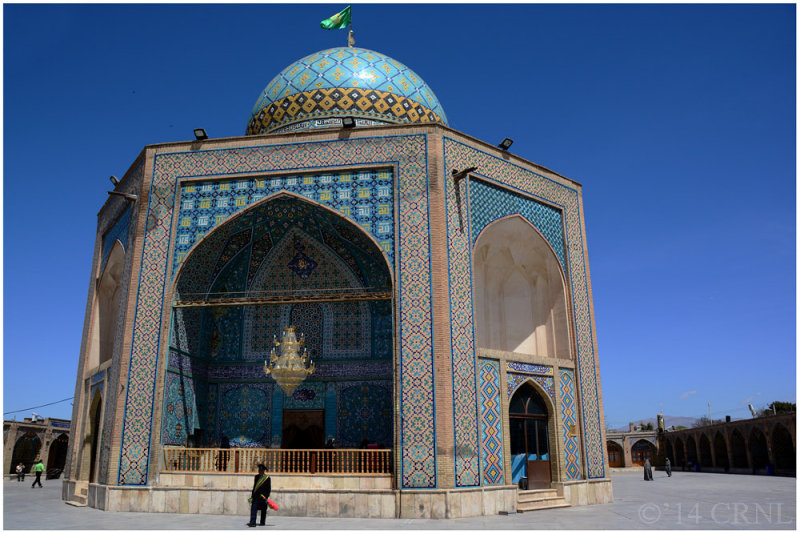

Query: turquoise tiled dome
left=246, top=47, right=448, bottom=135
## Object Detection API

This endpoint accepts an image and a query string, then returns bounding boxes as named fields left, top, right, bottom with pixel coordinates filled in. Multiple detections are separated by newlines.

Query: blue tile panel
left=119, top=135, right=436, bottom=488
left=247, top=47, right=447, bottom=134
left=443, top=136, right=605, bottom=480
left=478, top=359, right=504, bottom=485
left=172, top=168, right=395, bottom=279
left=100, top=205, right=132, bottom=274
left=559, top=368, right=582, bottom=479
left=470, top=179, right=566, bottom=271
left=507, top=372, right=555, bottom=402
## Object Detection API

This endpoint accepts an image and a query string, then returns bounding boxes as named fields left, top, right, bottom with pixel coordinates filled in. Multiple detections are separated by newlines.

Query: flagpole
left=347, top=5, right=353, bottom=47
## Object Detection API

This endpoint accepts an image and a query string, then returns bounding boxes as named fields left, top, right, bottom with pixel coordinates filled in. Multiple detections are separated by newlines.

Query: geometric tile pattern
left=246, top=47, right=447, bottom=134
left=559, top=368, right=582, bottom=479
left=470, top=178, right=566, bottom=271
left=247, top=87, right=444, bottom=136
left=478, top=359, right=504, bottom=485
left=338, top=383, right=393, bottom=446
left=119, top=134, right=436, bottom=487
left=507, top=372, right=555, bottom=403
left=442, top=133, right=480, bottom=487
left=444, top=136, right=606, bottom=479
left=172, top=167, right=395, bottom=279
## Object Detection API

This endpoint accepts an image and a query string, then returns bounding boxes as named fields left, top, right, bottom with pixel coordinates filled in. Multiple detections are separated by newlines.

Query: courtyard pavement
left=2, top=470, right=795, bottom=530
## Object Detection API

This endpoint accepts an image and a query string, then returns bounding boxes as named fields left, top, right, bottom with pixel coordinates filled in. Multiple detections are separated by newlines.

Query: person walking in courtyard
left=643, top=459, right=653, bottom=481
left=665, top=458, right=672, bottom=477
left=246, top=463, right=271, bottom=527
left=15, top=462, right=25, bottom=482
left=31, top=459, right=44, bottom=488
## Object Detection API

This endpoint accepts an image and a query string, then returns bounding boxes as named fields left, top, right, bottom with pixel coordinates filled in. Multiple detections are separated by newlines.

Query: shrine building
left=64, top=45, right=611, bottom=518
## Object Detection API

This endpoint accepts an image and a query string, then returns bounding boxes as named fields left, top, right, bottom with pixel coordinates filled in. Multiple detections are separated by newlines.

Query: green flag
left=320, top=5, right=351, bottom=30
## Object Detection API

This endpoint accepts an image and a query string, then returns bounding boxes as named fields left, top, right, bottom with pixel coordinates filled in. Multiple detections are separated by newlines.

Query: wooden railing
left=163, top=447, right=392, bottom=475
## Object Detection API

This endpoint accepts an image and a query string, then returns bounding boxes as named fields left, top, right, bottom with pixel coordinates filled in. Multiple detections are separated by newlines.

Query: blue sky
left=3, top=4, right=795, bottom=429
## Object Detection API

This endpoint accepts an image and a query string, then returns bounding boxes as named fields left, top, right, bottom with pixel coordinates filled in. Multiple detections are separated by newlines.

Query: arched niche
left=729, top=429, right=748, bottom=468
left=713, top=432, right=729, bottom=470
left=473, top=215, right=571, bottom=359
left=10, top=432, right=41, bottom=474
left=79, top=391, right=103, bottom=482
left=87, top=240, right=125, bottom=372
left=631, top=439, right=655, bottom=466
left=508, top=381, right=556, bottom=488
left=607, top=441, right=624, bottom=467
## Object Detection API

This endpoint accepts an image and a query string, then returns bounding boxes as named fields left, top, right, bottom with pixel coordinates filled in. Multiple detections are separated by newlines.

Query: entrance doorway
left=282, top=410, right=324, bottom=449
left=509, top=382, right=552, bottom=489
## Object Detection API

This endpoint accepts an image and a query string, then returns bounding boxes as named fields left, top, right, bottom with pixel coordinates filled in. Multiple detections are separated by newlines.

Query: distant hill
left=613, top=415, right=700, bottom=432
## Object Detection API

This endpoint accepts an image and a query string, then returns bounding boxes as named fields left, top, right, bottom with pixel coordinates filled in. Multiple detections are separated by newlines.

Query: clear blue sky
left=3, top=4, right=795, bottom=429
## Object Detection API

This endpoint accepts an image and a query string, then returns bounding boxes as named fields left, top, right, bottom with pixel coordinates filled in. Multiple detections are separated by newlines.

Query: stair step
left=518, top=501, right=571, bottom=512
left=65, top=500, right=87, bottom=507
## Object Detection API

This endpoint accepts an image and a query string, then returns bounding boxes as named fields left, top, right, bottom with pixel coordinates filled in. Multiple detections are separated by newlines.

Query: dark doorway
left=509, top=383, right=551, bottom=489
left=282, top=410, right=324, bottom=449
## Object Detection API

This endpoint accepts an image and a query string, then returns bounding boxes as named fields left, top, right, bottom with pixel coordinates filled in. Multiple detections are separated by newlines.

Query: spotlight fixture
left=341, top=117, right=356, bottom=128
left=107, top=191, right=139, bottom=202
left=498, top=138, right=514, bottom=151
left=109, top=175, right=120, bottom=186
left=193, top=128, right=208, bottom=140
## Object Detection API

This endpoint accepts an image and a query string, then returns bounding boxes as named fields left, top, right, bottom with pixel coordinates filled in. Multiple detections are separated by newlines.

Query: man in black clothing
left=247, top=464, right=271, bottom=527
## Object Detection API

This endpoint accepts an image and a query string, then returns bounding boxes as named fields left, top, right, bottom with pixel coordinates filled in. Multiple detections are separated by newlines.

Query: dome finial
left=348, top=29, right=355, bottom=48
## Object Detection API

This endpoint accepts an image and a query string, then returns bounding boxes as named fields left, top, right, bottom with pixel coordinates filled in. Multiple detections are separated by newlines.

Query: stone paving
left=2, top=470, right=795, bottom=530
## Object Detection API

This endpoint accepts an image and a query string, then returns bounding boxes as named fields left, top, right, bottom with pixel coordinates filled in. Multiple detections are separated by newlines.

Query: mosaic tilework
left=161, top=372, right=198, bottom=445
left=218, top=383, right=272, bottom=447
left=100, top=205, right=132, bottom=275
left=478, top=359, right=504, bottom=485
left=559, top=368, right=582, bottom=479
left=470, top=179, right=566, bottom=271
left=247, top=47, right=447, bottom=134
left=172, top=168, right=395, bottom=278
left=120, top=135, right=435, bottom=487
left=507, top=372, right=555, bottom=402
left=507, top=362, right=553, bottom=376
left=338, top=382, right=393, bottom=446
left=444, top=136, right=605, bottom=479
left=443, top=135, right=480, bottom=487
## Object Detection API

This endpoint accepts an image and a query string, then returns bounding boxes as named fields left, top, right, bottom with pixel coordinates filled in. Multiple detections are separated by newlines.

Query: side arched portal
left=47, top=433, right=70, bottom=475
left=87, top=241, right=125, bottom=371
left=473, top=216, right=572, bottom=359
left=699, top=434, right=713, bottom=468
left=79, top=391, right=103, bottom=482
left=607, top=441, right=624, bottom=467
left=749, top=428, right=769, bottom=472
left=686, top=435, right=698, bottom=466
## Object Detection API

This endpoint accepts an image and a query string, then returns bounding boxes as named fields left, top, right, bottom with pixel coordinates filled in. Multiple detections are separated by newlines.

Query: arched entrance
left=10, top=432, right=41, bottom=474
left=509, top=382, right=552, bottom=489
left=749, top=428, right=769, bottom=472
left=713, top=432, right=729, bottom=471
left=664, top=439, right=675, bottom=465
left=631, top=439, right=654, bottom=466
left=673, top=438, right=686, bottom=469
left=730, top=429, right=748, bottom=469
left=607, top=441, right=624, bottom=467
left=699, top=434, right=712, bottom=468
left=686, top=435, right=698, bottom=467
left=47, top=433, right=70, bottom=475
left=771, top=424, right=795, bottom=475
left=165, top=192, right=394, bottom=454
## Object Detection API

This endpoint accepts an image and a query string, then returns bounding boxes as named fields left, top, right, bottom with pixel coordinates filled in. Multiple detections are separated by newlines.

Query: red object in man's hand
left=267, top=498, right=279, bottom=510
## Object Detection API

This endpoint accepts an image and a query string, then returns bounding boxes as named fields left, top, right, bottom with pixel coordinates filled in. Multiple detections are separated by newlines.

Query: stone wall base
left=554, top=478, right=613, bottom=506
left=63, top=477, right=517, bottom=518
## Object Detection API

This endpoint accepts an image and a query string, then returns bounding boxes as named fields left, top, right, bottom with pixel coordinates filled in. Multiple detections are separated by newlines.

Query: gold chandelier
left=263, top=326, right=315, bottom=396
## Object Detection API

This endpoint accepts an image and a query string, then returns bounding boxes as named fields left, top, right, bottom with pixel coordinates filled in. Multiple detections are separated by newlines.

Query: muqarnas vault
left=64, top=45, right=612, bottom=518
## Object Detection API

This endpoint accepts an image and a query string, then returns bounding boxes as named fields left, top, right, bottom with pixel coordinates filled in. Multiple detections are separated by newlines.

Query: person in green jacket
left=31, top=459, right=44, bottom=488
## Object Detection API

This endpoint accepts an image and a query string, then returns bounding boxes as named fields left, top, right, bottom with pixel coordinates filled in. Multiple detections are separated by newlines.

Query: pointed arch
left=749, top=427, right=769, bottom=471
left=508, top=380, right=557, bottom=488
left=473, top=215, right=572, bottom=359
left=713, top=431, right=729, bottom=470
left=698, top=433, right=712, bottom=468
left=771, top=423, right=795, bottom=474
left=86, top=240, right=125, bottom=372
left=729, top=428, right=748, bottom=469
left=607, top=441, right=624, bottom=467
